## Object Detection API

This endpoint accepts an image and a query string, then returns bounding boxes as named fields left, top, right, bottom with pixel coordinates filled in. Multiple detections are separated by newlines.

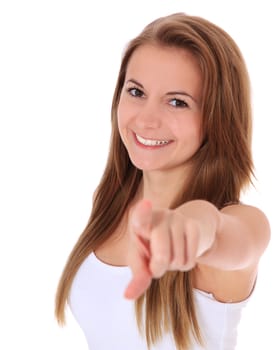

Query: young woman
left=55, top=13, right=270, bottom=350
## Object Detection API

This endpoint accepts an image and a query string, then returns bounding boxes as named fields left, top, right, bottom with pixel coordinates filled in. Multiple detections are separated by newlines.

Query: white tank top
left=69, top=252, right=249, bottom=350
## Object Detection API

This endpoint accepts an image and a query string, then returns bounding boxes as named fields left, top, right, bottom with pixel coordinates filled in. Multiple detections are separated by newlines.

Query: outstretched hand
left=124, top=199, right=201, bottom=300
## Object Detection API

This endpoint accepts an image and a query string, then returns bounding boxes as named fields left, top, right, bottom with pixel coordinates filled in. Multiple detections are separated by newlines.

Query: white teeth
left=136, top=134, right=170, bottom=146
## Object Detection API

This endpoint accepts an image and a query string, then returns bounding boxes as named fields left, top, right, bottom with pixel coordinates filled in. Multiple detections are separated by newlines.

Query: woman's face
left=117, top=44, right=203, bottom=175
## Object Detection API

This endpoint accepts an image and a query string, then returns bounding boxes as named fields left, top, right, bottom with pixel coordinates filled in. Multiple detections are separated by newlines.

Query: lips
left=135, top=133, right=171, bottom=147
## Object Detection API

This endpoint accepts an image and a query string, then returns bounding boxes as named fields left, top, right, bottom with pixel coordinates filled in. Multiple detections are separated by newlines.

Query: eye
left=169, top=98, right=189, bottom=108
left=127, top=87, right=144, bottom=98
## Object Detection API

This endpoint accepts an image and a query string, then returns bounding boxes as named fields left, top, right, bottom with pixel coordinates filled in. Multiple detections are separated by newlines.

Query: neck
left=139, top=166, right=191, bottom=208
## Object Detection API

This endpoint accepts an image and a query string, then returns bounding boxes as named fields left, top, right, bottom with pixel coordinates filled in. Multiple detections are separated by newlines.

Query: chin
left=129, top=159, right=156, bottom=171
left=130, top=159, right=171, bottom=172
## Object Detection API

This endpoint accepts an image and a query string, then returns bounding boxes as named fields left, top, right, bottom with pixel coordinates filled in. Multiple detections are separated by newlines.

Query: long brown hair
left=55, top=13, right=253, bottom=349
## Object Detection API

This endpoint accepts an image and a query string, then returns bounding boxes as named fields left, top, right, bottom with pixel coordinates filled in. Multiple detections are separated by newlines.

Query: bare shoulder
left=193, top=263, right=258, bottom=303
left=221, top=203, right=271, bottom=258
left=221, top=202, right=270, bottom=227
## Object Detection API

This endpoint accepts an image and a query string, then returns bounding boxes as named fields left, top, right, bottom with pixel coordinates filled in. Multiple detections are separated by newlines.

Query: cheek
left=117, top=97, right=138, bottom=140
left=174, top=116, right=203, bottom=143
left=117, top=96, right=129, bottom=126
left=194, top=121, right=204, bottom=145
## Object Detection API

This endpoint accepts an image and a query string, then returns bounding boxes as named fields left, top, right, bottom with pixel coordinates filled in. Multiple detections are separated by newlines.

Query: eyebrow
left=126, top=78, right=198, bottom=104
left=166, top=91, right=197, bottom=104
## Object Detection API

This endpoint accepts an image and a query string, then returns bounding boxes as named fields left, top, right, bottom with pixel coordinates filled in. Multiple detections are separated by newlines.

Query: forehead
left=126, top=44, right=202, bottom=92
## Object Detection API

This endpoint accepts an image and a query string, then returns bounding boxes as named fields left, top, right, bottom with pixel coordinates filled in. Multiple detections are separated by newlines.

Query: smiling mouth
left=135, top=133, right=171, bottom=146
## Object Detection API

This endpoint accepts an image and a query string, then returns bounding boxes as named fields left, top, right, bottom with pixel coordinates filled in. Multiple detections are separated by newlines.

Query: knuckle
left=150, top=262, right=166, bottom=278
left=170, top=258, right=184, bottom=270
left=150, top=253, right=169, bottom=277
left=184, top=261, right=196, bottom=271
left=153, top=254, right=169, bottom=266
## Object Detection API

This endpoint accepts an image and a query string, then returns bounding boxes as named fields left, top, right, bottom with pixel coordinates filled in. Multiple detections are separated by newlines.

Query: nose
left=135, top=100, right=162, bottom=129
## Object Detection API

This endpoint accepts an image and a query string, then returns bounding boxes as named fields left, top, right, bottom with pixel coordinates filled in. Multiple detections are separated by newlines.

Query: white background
left=0, top=0, right=279, bottom=349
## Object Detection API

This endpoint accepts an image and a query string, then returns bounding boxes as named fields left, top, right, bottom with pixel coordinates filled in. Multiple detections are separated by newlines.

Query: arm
left=176, top=200, right=271, bottom=270
left=124, top=199, right=270, bottom=299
